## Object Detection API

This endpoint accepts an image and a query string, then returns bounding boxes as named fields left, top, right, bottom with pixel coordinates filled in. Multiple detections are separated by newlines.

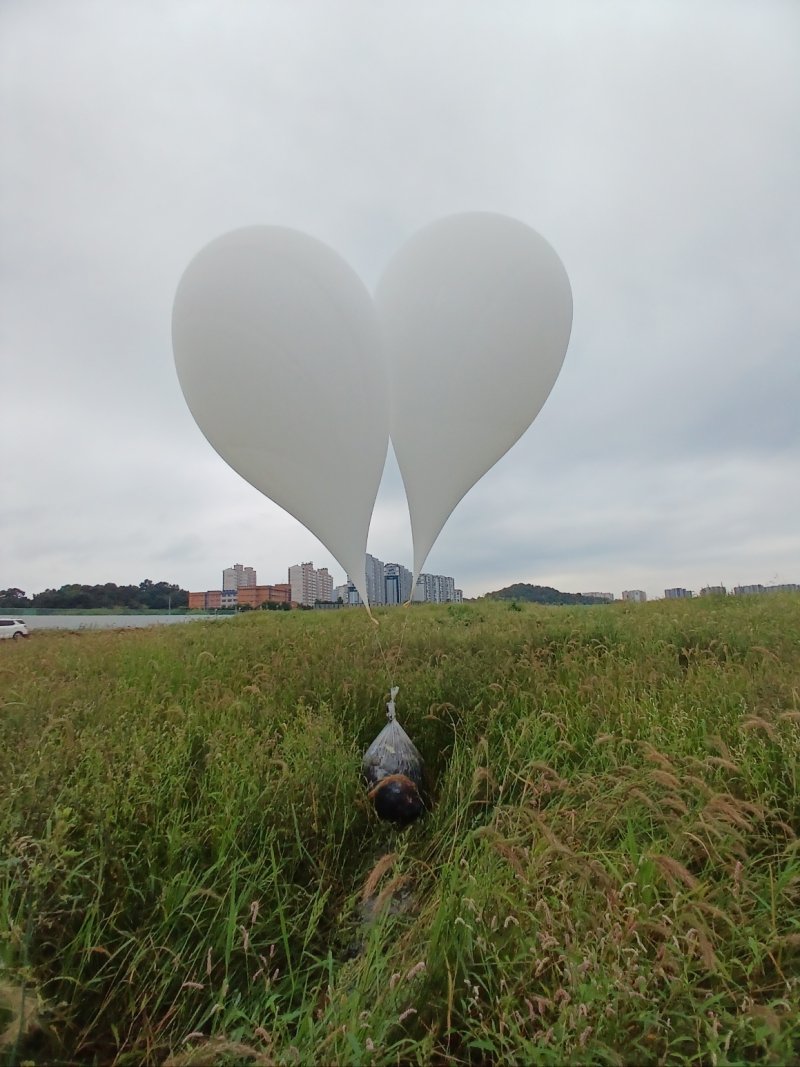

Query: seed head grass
left=1, top=595, right=799, bottom=1063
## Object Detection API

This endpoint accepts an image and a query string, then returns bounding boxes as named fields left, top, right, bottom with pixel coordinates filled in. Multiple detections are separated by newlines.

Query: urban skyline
left=185, top=560, right=800, bottom=610
left=187, top=557, right=465, bottom=609
left=219, top=562, right=800, bottom=605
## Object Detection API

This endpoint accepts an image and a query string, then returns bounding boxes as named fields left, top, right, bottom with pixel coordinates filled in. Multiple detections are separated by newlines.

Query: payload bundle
left=362, top=689, right=424, bottom=828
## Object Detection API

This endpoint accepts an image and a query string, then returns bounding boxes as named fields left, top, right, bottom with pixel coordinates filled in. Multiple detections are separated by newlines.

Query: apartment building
left=222, top=563, right=257, bottom=591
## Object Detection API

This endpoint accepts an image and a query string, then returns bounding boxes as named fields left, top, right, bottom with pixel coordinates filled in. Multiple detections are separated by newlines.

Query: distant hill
left=482, top=583, right=611, bottom=606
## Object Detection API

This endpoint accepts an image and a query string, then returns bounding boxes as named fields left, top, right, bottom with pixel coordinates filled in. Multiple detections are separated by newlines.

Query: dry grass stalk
left=773, top=820, right=796, bottom=839
left=704, top=756, right=742, bottom=773
left=651, top=854, right=700, bottom=890
left=581, top=858, right=613, bottom=890
left=690, top=926, right=717, bottom=971
left=661, top=794, right=689, bottom=816
left=649, top=769, right=682, bottom=791
left=773, top=932, right=800, bottom=949
left=748, top=1004, right=781, bottom=1033
left=526, top=812, right=573, bottom=855
left=640, top=742, right=675, bottom=771
left=704, top=794, right=754, bottom=830
left=778, top=710, right=800, bottom=723
left=361, top=852, right=398, bottom=901
left=628, top=787, right=659, bottom=812
left=741, top=716, right=778, bottom=741
left=375, top=872, right=412, bottom=914
left=164, top=1037, right=274, bottom=1066
left=692, top=901, right=730, bottom=924
left=706, top=734, right=733, bottom=759
left=470, top=766, right=496, bottom=795
left=683, top=774, right=714, bottom=797
left=489, top=837, right=528, bottom=881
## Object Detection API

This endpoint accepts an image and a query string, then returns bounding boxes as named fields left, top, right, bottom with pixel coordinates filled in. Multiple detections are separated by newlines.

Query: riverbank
left=8, top=613, right=224, bottom=631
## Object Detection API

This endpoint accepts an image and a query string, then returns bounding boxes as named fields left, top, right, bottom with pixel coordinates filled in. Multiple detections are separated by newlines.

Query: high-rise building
left=316, top=567, right=334, bottom=603
left=582, top=592, right=615, bottom=602
left=665, top=587, right=692, bottom=599
left=223, top=563, right=256, bottom=591
left=622, top=590, right=647, bottom=603
left=699, top=586, right=726, bottom=597
left=385, top=562, right=414, bottom=605
left=347, top=553, right=387, bottom=606
left=365, top=554, right=386, bottom=606
left=288, top=562, right=317, bottom=606
left=414, top=573, right=460, bottom=603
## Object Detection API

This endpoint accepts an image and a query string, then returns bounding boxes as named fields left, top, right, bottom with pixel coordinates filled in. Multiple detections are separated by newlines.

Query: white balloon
left=375, top=212, right=573, bottom=583
left=172, top=226, right=388, bottom=607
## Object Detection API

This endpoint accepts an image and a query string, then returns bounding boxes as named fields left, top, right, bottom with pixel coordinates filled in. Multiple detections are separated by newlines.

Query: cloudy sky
left=3, top=0, right=798, bottom=601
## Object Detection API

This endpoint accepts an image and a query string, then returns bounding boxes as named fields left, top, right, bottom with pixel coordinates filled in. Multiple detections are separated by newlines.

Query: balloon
left=172, top=226, right=388, bottom=608
left=375, top=212, right=572, bottom=583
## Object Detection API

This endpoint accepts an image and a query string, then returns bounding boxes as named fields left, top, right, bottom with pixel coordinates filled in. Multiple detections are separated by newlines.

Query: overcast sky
left=2, top=0, right=798, bottom=601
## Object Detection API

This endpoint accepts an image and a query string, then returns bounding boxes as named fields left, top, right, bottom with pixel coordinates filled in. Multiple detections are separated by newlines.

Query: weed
left=1, top=597, right=799, bottom=1063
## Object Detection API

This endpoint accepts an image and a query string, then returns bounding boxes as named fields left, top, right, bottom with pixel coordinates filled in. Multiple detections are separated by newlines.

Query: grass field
left=1, top=596, right=799, bottom=1065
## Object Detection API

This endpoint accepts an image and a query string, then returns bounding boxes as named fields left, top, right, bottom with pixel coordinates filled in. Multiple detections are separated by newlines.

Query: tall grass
left=1, top=596, right=798, bottom=1064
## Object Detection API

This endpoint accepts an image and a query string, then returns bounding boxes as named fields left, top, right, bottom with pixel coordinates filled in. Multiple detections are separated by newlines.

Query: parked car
left=0, top=618, right=29, bottom=639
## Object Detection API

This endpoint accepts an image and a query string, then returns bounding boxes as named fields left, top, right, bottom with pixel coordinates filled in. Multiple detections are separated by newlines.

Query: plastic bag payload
left=362, top=689, right=425, bottom=828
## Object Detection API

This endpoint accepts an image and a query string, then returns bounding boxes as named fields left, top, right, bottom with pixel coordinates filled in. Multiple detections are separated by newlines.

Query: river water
left=7, top=614, right=224, bottom=632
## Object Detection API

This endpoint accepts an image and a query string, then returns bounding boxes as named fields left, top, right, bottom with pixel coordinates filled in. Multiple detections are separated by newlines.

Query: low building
left=621, top=590, right=647, bottom=603
left=188, top=589, right=237, bottom=610
left=189, top=584, right=291, bottom=610
left=237, top=584, right=292, bottom=609
left=699, top=586, right=727, bottom=597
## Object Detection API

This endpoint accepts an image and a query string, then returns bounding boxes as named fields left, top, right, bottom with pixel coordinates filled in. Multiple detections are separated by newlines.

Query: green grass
left=1, top=596, right=799, bottom=1065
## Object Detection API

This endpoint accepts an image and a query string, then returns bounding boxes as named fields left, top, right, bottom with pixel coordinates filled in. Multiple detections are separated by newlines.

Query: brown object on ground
left=368, top=773, right=424, bottom=828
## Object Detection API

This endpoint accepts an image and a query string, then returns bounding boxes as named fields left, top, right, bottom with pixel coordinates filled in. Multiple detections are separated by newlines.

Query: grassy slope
left=1, top=598, right=798, bottom=1065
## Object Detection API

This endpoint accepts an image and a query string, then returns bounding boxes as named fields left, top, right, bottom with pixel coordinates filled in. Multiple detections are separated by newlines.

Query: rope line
left=368, top=599, right=415, bottom=717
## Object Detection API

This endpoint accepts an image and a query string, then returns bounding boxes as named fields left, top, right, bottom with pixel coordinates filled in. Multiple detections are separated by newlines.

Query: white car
left=0, top=618, right=29, bottom=639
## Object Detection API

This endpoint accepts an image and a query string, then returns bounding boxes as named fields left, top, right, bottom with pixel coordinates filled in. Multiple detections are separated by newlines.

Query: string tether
left=386, top=685, right=399, bottom=722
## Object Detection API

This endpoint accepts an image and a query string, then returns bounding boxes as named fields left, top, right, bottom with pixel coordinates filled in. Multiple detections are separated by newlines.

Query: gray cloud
left=2, top=0, right=798, bottom=600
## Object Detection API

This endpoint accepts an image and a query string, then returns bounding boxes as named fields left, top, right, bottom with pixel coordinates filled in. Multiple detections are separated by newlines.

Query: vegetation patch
left=1, top=596, right=799, bottom=1064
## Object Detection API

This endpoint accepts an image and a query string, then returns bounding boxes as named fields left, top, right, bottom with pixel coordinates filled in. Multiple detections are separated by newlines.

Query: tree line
left=483, top=583, right=611, bottom=606
left=0, top=580, right=189, bottom=611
